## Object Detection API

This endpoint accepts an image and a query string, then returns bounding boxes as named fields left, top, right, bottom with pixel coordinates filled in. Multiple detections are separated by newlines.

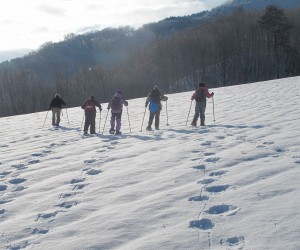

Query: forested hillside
left=0, top=4, right=300, bottom=117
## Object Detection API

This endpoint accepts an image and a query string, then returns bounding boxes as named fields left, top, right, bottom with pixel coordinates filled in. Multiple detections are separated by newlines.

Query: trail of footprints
left=188, top=129, right=295, bottom=249
left=189, top=134, right=245, bottom=249
left=1, top=138, right=118, bottom=249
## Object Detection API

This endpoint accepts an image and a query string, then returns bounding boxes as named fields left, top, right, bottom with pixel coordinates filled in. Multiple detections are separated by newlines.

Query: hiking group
left=48, top=83, right=214, bottom=134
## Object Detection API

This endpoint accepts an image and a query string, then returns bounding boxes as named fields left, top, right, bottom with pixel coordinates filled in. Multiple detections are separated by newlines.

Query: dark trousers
left=84, top=111, right=96, bottom=133
left=192, top=101, right=206, bottom=125
left=148, top=110, right=160, bottom=128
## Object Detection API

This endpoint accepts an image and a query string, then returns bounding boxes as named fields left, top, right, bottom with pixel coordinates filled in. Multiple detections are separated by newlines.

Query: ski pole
left=140, top=107, right=147, bottom=132
left=42, top=110, right=49, bottom=128
left=102, top=109, right=109, bottom=135
left=65, top=108, right=70, bottom=126
left=212, top=96, right=216, bottom=123
left=166, top=100, right=169, bottom=126
left=99, top=111, right=102, bottom=133
left=185, top=100, right=193, bottom=126
left=126, top=106, right=132, bottom=133
left=80, top=113, right=85, bottom=132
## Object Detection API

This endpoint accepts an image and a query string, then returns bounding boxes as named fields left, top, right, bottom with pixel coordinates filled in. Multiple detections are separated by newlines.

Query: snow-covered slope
left=1, top=77, right=300, bottom=249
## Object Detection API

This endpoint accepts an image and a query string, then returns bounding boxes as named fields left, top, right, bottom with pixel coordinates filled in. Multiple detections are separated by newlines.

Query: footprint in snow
left=31, top=228, right=49, bottom=235
left=205, top=157, right=220, bottom=163
left=7, top=240, right=29, bottom=250
left=0, top=171, right=12, bottom=177
left=209, top=170, right=227, bottom=177
left=188, top=195, right=209, bottom=201
left=292, top=156, right=300, bottom=164
left=0, top=185, right=8, bottom=191
left=28, top=159, right=40, bottom=164
left=32, top=153, right=43, bottom=157
left=12, top=186, right=26, bottom=192
left=72, top=183, right=87, bottom=190
left=205, top=185, right=231, bottom=193
left=84, top=159, right=97, bottom=164
left=9, top=178, right=26, bottom=184
left=205, top=205, right=239, bottom=215
left=35, top=211, right=58, bottom=222
left=189, top=218, right=214, bottom=230
left=57, top=201, right=79, bottom=209
left=263, top=141, right=274, bottom=145
left=193, top=165, right=206, bottom=171
left=12, top=163, right=27, bottom=170
left=70, top=178, right=86, bottom=184
left=86, top=169, right=102, bottom=175
left=198, top=178, right=215, bottom=185
left=204, top=152, right=216, bottom=156
left=274, top=147, right=286, bottom=153
left=201, top=141, right=212, bottom=146
left=0, top=209, right=5, bottom=216
left=0, top=199, right=12, bottom=205
left=220, top=236, right=245, bottom=248
left=60, top=192, right=77, bottom=199
left=192, top=150, right=201, bottom=154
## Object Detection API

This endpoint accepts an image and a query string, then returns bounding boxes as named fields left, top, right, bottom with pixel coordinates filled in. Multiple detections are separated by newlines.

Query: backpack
left=149, top=99, right=159, bottom=113
left=111, top=96, right=122, bottom=110
left=84, top=100, right=95, bottom=111
left=195, top=88, right=205, bottom=102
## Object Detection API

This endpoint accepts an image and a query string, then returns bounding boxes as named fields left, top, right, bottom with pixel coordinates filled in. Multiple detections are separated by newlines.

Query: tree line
left=0, top=5, right=299, bottom=117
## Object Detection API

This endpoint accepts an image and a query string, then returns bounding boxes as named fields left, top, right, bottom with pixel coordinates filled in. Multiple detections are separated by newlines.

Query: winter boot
left=191, top=121, right=197, bottom=127
left=146, top=126, right=152, bottom=131
left=109, top=128, right=115, bottom=134
left=115, top=131, right=122, bottom=135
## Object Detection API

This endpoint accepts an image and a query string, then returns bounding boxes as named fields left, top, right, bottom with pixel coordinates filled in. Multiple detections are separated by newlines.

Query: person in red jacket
left=191, top=83, right=214, bottom=126
left=81, top=96, right=102, bottom=134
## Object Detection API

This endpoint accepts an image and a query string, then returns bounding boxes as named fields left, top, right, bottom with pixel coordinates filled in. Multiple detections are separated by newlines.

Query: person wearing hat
left=107, top=90, right=128, bottom=135
left=48, top=93, right=66, bottom=126
left=145, top=85, right=168, bottom=131
left=81, top=96, right=102, bottom=134
left=191, top=82, right=214, bottom=126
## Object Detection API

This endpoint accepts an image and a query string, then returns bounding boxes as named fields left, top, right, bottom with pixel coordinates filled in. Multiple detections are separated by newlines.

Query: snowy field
left=0, top=77, right=300, bottom=250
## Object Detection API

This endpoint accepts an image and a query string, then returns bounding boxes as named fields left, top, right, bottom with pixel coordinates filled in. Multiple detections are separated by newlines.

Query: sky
left=0, top=0, right=227, bottom=63
left=0, top=76, right=300, bottom=249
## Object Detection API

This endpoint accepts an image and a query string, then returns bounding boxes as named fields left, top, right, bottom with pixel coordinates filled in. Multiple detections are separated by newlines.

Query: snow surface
left=1, top=77, right=300, bottom=250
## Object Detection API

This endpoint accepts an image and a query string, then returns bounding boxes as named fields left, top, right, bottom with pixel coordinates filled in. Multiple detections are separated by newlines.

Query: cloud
left=37, top=4, right=66, bottom=17
left=0, top=0, right=228, bottom=62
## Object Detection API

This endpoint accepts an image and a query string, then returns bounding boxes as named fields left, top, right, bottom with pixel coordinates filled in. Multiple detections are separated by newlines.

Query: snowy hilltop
left=1, top=77, right=300, bottom=249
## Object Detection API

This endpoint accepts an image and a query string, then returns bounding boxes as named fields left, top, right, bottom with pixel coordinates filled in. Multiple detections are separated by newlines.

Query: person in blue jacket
left=145, top=86, right=168, bottom=131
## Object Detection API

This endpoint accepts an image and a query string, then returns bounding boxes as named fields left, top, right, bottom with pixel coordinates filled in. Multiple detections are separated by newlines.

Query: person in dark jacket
left=81, top=96, right=102, bottom=134
left=107, top=90, right=128, bottom=135
left=191, top=82, right=214, bottom=126
left=145, top=85, right=168, bottom=131
left=49, top=93, right=66, bottom=126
